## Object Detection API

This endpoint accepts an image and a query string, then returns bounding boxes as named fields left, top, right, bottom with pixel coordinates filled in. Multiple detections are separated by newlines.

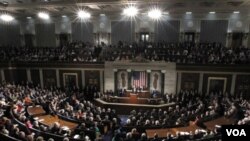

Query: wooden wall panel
left=203, top=73, right=232, bottom=94
left=59, top=70, right=82, bottom=88
left=30, top=69, right=40, bottom=86
left=181, top=73, right=199, bottom=91
left=85, top=70, right=100, bottom=87
left=4, top=69, right=27, bottom=84
left=235, top=75, right=250, bottom=99
left=43, top=69, right=56, bottom=88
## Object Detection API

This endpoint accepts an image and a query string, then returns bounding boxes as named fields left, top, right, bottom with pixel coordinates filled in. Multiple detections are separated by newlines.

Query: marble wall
left=104, top=61, right=176, bottom=94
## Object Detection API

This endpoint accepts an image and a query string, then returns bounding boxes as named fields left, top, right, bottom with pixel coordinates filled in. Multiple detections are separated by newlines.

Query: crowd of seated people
left=0, top=42, right=249, bottom=64
left=54, top=94, right=121, bottom=133
left=0, top=41, right=102, bottom=62
left=0, top=82, right=106, bottom=141
left=118, top=90, right=250, bottom=141
left=0, top=81, right=250, bottom=141
left=125, top=90, right=218, bottom=128
left=103, top=42, right=250, bottom=64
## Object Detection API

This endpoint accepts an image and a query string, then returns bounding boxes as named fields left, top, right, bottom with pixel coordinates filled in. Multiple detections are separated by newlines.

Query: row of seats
left=0, top=42, right=249, bottom=64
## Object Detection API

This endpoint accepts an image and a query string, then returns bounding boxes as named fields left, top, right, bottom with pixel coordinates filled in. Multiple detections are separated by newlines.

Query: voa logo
left=226, top=129, right=246, bottom=136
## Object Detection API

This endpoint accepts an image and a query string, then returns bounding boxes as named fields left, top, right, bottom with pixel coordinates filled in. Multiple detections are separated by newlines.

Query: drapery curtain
left=155, top=20, right=180, bottom=42
left=0, top=24, right=20, bottom=46
left=200, top=20, right=228, bottom=45
left=71, top=22, right=93, bottom=43
left=36, top=23, right=56, bottom=47
left=111, top=21, right=135, bottom=44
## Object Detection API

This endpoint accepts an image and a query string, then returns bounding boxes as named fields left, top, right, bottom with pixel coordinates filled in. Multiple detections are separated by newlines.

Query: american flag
left=132, top=71, right=147, bottom=88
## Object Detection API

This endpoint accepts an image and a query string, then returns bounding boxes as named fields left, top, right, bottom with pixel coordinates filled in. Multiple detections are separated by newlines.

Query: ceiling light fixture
left=209, top=11, right=216, bottom=14
left=148, top=8, right=162, bottom=20
left=78, top=10, right=91, bottom=19
left=233, top=11, right=240, bottom=14
left=0, top=14, right=14, bottom=22
left=186, top=11, right=192, bottom=14
left=38, top=12, right=50, bottom=20
left=123, top=6, right=138, bottom=17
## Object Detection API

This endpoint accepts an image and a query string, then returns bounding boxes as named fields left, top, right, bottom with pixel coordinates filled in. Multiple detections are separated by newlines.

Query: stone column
left=0, top=69, right=5, bottom=82
left=161, top=70, right=166, bottom=95
left=26, top=69, right=31, bottom=82
left=198, top=73, right=204, bottom=94
left=177, top=72, right=182, bottom=94
left=100, top=70, right=104, bottom=93
left=230, top=74, right=237, bottom=95
left=39, top=69, right=44, bottom=88
left=113, top=69, right=118, bottom=93
left=81, top=70, right=85, bottom=89
left=146, top=70, right=151, bottom=91
left=56, top=69, right=60, bottom=88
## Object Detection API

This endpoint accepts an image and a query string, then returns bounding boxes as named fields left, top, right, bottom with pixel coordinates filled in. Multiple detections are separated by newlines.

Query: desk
left=126, top=90, right=150, bottom=98
left=27, top=106, right=46, bottom=116
left=107, top=96, right=162, bottom=104
left=130, top=93, right=137, bottom=104
left=35, top=115, right=78, bottom=130
left=146, top=117, right=235, bottom=138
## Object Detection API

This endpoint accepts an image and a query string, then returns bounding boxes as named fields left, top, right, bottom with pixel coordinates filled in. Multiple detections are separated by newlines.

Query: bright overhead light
left=233, top=11, right=240, bottom=14
left=62, top=15, right=67, bottom=18
left=209, top=11, right=216, bottom=14
left=38, top=12, right=49, bottom=20
left=27, top=16, right=32, bottom=19
left=186, top=11, right=192, bottom=14
left=78, top=10, right=91, bottom=19
left=123, top=6, right=138, bottom=17
left=0, top=14, right=14, bottom=22
left=148, top=9, right=162, bottom=20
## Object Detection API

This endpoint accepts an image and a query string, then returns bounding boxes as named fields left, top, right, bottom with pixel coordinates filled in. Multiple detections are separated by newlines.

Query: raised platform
left=94, top=98, right=175, bottom=115
left=103, top=95, right=162, bottom=104
left=125, top=90, right=151, bottom=98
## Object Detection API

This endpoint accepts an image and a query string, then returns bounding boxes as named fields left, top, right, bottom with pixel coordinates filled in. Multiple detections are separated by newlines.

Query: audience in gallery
left=0, top=81, right=250, bottom=141
left=0, top=41, right=249, bottom=64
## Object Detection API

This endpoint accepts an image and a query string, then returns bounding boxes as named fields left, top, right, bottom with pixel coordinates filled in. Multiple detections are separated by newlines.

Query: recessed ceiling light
left=186, top=11, right=192, bottom=14
left=27, top=16, right=32, bottom=19
left=78, top=10, right=91, bottom=19
left=62, top=15, right=67, bottom=18
left=233, top=11, right=240, bottom=14
left=38, top=12, right=50, bottom=20
left=123, top=6, right=138, bottom=17
left=0, top=14, right=14, bottom=22
left=209, top=11, right=216, bottom=14
left=100, top=13, right=105, bottom=16
left=148, top=9, right=162, bottom=20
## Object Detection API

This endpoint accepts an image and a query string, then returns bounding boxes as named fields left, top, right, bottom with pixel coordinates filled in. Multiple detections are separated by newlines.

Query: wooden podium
left=126, top=90, right=150, bottom=98
left=129, top=93, right=138, bottom=104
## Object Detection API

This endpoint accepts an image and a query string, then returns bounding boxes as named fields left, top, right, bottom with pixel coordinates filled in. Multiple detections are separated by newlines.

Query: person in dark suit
left=151, top=133, right=161, bottom=141
left=194, top=115, right=207, bottom=129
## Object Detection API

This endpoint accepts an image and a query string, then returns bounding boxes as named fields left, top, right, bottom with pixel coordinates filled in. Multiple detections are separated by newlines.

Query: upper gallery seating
left=0, top=42, right=249, bottom=64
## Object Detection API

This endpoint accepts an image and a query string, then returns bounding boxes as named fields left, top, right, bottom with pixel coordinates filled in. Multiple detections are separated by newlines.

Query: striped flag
left=132, top=71, right=147, bottom=88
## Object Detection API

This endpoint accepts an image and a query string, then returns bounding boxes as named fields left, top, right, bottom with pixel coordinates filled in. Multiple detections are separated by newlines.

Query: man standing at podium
left=132, top=85, right=136, bottom=93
